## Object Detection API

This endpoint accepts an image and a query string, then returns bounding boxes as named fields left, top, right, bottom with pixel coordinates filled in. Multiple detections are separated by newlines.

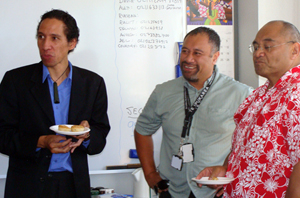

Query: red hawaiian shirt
left=224, top=65, right=300, bottom=198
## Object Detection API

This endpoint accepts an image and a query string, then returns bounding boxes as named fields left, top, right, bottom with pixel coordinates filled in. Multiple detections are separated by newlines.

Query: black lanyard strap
left=181, top=70, right=216, bottom=139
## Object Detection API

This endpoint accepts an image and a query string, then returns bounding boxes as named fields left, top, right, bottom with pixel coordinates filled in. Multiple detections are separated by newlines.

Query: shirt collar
left=42, top=61, right=73, bottom=83
left=266, top=64, right=300, bottom=90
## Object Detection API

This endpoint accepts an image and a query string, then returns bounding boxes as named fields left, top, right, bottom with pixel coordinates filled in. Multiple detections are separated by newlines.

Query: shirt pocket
left=198, top=107, right=234, bottom=134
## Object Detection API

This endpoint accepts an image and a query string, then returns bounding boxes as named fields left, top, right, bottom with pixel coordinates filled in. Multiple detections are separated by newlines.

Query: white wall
left=259, top=0, right=300, bottom=27
left=258, top=0, right=300, bottom=86
left=236, top=0, right=259, bottom=88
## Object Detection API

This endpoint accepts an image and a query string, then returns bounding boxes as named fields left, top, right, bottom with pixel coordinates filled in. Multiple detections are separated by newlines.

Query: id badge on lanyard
left=171, top=70, right=216, bottom=171
left=171, top=143, right=194, bottom=171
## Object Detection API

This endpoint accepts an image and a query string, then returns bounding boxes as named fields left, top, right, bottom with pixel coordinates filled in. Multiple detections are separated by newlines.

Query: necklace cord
left=51, top=66, right=69, bottom=83
left=52, top=66, right=69, bottom=104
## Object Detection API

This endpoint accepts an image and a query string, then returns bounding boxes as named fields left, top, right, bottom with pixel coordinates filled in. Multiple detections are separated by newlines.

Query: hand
left=79, top=120, right=90, bottom=128
left=154, top=179, right=169, bottom=195
left=196, top=166, right=227, bottom=197
left=69, top=120, right=90, bottom=153
left=145, top=171, right=164, bottom=190
left=38, top=135, right=72, bottom=154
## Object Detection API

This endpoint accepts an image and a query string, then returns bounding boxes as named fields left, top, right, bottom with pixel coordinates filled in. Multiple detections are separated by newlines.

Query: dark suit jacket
left=0, top=62, right=110, bottom=198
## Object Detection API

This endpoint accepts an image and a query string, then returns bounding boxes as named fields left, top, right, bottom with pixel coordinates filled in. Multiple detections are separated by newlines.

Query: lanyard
left=180, top=70, right=216, bottom=144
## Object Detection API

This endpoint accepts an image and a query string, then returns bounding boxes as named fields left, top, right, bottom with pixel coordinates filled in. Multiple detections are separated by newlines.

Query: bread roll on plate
left=71, top=125, right=84, bottom=132
left=58, top=125, right=71, bottom=131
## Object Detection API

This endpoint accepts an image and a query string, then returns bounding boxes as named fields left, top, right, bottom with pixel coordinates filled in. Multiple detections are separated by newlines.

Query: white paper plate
left=49, top=125, right=90, bottom=135
left=192, top=177, right=235, bottom=185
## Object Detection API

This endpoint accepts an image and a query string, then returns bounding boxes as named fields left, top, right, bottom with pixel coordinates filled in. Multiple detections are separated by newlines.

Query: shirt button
left=48, top=174, right=53, bottom=178
left=40, top=177, right=44, bottom=182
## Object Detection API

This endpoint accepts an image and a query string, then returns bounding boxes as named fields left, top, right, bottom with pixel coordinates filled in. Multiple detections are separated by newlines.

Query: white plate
left=192, top=177, right=235, bottom=185
left=49, top=125, right=90, bottom=135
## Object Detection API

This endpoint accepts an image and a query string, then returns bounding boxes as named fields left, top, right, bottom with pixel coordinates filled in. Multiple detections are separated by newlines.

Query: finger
left=52, top=143, right=72, bottom=153
left=70, top=139, right=84, bottom=153
left=70, top=138, right=84, bottom=148
left=196, top=173, right=205, bottom=179
left=157, top=188, right=168, bottom=194
left=74, top=132, right=89, bottom=139
left=216, top=188, right=224, bottom=197
left=71, top=148, right=75, bottom=153
left=209, top=172, right=221, bottom=180
left=196, top=168, right=211, bottom=179
left=48, top=138, right=72, bottom=150
left=54, top=135, right=68, bottom=141
left=70, top=146, right=76, bottom=153
left=61, top=144, right=72, bottom=152
left=47, top=135, right=67, bottom=145
left=84, top=132, right=90, bottom=139
left=58, top=138, right=72, bottom=147
left=69, top=141, right=80, bottom=148
left=216, top=185, right=223, bottom=191
left=80, top=120, right=90, bottom=128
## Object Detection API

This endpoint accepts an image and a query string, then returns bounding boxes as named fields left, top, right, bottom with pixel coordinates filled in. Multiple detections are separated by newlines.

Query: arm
left=134, top=130, right=162, bottom=188
left=82, top=76, right=110, bottom=155
left=286, top=161, right=300, bottom=197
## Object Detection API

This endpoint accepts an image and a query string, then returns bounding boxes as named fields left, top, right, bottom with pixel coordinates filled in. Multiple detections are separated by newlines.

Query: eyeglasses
left=249, top=41, right=295, bottom=53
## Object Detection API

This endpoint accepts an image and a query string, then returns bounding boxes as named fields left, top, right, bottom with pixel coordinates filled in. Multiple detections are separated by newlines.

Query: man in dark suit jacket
left=0, top=9, right=110, bottom=198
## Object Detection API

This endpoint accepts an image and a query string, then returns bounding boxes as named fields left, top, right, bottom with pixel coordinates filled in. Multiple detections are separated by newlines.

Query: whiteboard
left=0, top=0, right=184, bottom=175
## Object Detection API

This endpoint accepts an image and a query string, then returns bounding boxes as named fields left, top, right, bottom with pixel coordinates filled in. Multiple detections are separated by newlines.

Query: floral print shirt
left=224, top=65, right=300, bottom=198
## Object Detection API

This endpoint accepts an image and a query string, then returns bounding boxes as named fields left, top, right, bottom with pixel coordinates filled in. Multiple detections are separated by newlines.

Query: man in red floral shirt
left=196, top=20, right=300, bottom=198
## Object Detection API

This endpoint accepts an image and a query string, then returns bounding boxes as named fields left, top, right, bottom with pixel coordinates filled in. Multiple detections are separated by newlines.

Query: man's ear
left=292, top=42, right=300, bottom=59
left=68, top=38, right=78, bottom=51
left=212, top=51, right=220, bottom=65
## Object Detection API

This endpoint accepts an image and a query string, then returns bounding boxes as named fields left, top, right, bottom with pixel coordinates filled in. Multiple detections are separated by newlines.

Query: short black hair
left=36, top=9, right=80, bottom=53
left=184, top=27, right=220, bottom=54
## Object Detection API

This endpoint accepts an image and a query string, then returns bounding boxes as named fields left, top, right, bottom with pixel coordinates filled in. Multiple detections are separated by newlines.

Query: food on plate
left=211, top=177, right=219, bottom=180
left=58, top=125, right=71, bottom=131
left=71, top=125, right=85, bottom=132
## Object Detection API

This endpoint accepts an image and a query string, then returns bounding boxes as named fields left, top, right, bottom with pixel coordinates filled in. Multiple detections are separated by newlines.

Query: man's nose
left=184, top=52, right=194, bottom=62
left=253, top=46, right=265, bottom=57
left=42, top=38, right=52, bottom=50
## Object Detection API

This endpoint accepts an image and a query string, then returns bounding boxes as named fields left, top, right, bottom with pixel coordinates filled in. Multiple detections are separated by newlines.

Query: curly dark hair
left=36, top=9, right=80, bottom=53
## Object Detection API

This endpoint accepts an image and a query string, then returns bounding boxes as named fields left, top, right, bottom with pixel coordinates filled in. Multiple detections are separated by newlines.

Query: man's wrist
left=37, top=135, right=47, bottom=148
left=154, top=179, right=169, bottom=195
